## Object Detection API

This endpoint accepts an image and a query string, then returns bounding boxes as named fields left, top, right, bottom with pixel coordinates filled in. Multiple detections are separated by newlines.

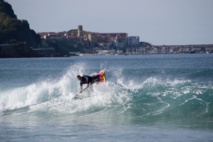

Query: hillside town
left=0, top=0, right=213, bottom=58
left=37, top=25, right=213, bottom=56
left=1, top=23, right=213, bottom=57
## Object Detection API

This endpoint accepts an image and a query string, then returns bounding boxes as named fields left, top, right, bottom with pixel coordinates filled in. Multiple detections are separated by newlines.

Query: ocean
left=0, top=54, right=213, bottom=142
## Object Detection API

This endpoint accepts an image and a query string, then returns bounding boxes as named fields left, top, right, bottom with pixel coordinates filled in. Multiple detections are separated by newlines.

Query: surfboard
left=98, top=70, right=106, bottom=82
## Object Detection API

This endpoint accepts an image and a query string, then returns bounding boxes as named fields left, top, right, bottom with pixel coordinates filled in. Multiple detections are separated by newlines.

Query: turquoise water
left=0, top=54, right=213, bottom=141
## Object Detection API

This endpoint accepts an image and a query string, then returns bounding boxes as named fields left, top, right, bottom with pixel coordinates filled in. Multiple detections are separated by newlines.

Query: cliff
left=0, top=0, right=41, bottom=57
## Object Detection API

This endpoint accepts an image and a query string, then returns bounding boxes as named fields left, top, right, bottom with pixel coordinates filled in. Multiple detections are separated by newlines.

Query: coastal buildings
left=38, top=25, right=130, bottom=49
left=38, top=25, right=213, bottom=55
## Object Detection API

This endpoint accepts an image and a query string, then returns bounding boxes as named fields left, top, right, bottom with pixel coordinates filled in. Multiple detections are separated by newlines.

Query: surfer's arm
left=80, top=83, right=83, bottom=93
left=79, top=86, right=82, bottom=93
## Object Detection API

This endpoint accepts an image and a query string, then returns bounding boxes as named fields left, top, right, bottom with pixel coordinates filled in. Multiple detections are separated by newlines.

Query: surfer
left=77, top=70, right=106, bottom=94
left=77, top=74, right=100, bottom=93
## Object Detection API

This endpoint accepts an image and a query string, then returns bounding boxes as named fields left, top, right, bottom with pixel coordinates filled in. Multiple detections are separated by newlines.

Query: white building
left=128, top=36, right=140, bottom=46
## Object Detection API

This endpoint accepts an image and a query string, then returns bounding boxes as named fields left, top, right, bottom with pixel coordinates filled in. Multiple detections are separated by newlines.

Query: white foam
left=0, top=63, right=86, bottom=112
left=0, top=64, right=132, bottom=115
left=27, top=80, right=132, bottom=115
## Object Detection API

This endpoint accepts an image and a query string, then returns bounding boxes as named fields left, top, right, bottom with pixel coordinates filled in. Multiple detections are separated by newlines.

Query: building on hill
left=77, top=25, right=84, bottom=44
left=96, top=33, right=128, bottom=48
left=77, top=25, right=83, bottom=37
left=128, top=36, right=140, bottom=46
left=38, top=32, right=67, bottom=40
left=84, top=33, right=98, bottom=47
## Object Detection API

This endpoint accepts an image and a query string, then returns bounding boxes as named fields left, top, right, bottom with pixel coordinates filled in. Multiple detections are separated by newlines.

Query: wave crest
left=0, top=64, right=212, bottom=125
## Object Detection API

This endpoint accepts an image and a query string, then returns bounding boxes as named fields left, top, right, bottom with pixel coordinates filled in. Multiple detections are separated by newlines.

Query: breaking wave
left=0, top=63, right=213, bottom=125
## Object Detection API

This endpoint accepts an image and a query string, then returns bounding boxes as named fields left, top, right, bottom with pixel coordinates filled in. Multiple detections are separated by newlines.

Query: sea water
left=0, top=54, right=213, bottom=142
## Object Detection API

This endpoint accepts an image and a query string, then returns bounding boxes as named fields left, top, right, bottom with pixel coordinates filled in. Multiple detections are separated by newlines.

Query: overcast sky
left=5, top=0, right=213, bottom=45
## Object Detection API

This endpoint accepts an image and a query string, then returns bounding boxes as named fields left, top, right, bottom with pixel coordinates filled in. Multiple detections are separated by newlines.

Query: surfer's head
left=77, top=75, right=82, bottom=81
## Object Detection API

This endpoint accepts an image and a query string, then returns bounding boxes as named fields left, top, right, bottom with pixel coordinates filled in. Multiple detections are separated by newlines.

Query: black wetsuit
left=80, top=75, right=100, bottom=87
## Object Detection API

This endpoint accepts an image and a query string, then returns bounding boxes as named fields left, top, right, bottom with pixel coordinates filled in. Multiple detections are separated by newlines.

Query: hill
left=0, top=0, right=41, bottom=57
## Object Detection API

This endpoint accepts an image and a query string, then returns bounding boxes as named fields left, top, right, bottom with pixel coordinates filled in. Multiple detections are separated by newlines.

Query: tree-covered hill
left=0, top=0, right=41, bottom=48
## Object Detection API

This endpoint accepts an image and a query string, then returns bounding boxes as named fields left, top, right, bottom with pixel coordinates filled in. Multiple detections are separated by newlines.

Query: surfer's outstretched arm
left=80, top=85, right=83, bottom=93
left=79, top=82, right=89, bottom=93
